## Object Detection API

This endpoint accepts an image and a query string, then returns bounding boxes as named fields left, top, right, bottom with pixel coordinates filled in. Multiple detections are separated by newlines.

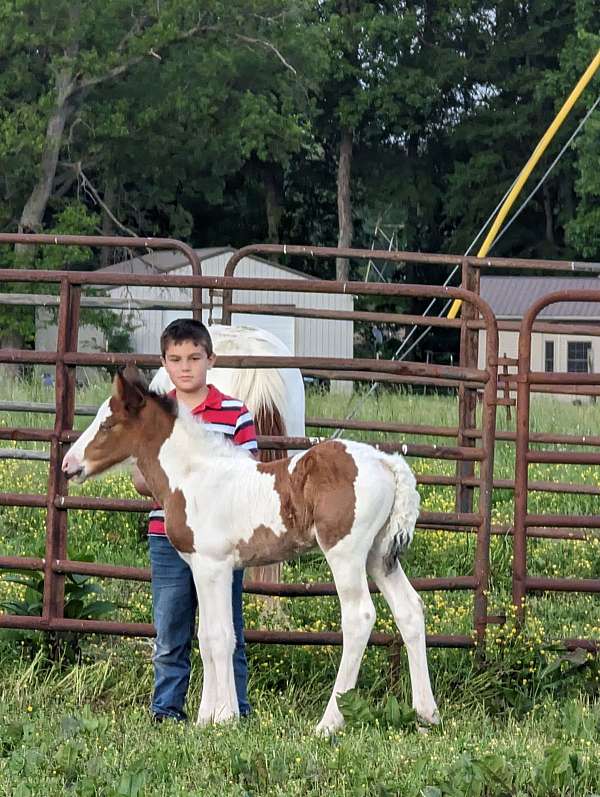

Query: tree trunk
left=336, top=127, right=353, bottom=281
left=404, top=134, right=419, bottom=284
left=16, top=68, right=75, bottom=264
left=0, top=329, right=25, bottom=380
left=264, top=164, right=283, bottom=244
left=542, top=181, right=555, bottom=245
left=100, top=178, right=118, bottom=267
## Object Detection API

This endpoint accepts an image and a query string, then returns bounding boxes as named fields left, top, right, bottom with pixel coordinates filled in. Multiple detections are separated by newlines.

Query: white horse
left=66, top=324, right=306, bottom=470
left=148, top=325, right=305, bottom=454
left=62, top=365, right=439, bottom=735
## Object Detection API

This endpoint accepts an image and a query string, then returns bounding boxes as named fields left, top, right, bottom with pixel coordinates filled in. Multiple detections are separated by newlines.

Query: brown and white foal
left=62, top=367, right=438, bottom=734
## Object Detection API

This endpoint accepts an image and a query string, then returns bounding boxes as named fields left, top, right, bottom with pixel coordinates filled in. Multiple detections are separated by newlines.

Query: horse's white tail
left=378, top=452, right=420, bottom=574
left=226, top=367, right=287, bottom=425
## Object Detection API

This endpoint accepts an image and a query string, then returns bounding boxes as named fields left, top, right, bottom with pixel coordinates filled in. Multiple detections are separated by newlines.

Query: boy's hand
left=132, top=465, right=153, bottom=496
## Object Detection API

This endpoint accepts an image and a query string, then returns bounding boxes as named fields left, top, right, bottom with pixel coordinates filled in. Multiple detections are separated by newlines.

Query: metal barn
left=36, top=247, right=354, bottom=388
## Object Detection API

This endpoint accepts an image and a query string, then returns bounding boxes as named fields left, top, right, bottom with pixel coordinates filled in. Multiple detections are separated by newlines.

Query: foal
left=63, top=367, right=439, bottom=734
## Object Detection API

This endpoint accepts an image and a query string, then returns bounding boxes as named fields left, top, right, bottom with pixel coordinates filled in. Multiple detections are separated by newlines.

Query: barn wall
left=35, top=251, right=355, bottom=391
left=478, top=327, right=600, bottom=403
left=104, top=254, right=354, bottom=363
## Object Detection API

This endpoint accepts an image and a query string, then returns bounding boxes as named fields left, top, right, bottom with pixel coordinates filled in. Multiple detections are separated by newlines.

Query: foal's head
left=62, top=365, right=175, bottom=483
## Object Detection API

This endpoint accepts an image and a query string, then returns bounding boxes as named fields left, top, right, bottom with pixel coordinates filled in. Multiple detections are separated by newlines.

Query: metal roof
left=97, top=246, right=312, bottom=279
left=480, top=276, right=600, bottom=319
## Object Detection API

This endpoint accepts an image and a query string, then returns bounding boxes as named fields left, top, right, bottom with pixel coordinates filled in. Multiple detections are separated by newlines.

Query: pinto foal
left=63, top=367, right=439, bottom=734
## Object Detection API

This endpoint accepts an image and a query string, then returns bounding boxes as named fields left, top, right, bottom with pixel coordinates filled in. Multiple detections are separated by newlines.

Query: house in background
left=36, top=247, right=354, bottom=389
left=478, top=276, right=600, bottom=400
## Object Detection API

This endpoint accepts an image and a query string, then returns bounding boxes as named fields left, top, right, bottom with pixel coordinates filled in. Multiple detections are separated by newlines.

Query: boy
left=133, top=318, right=257, bottom=722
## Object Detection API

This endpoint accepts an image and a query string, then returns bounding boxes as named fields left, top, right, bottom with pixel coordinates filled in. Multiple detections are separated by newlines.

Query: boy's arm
left=132, top=465, right=153, bottom=497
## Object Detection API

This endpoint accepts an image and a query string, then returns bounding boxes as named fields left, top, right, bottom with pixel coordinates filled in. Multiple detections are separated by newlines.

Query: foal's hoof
left=196, top=708, right=239, bottom=726
left=213, top=707, right=240, bottom=725
left=417, top=707, right=440, bottom=733
left=315, top=715, right=345, bottom=737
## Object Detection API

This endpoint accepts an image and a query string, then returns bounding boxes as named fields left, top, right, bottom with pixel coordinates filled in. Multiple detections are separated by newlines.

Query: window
left=567, top=341, right=592, bottom=373
left=544, top=341, right=554, bottom=372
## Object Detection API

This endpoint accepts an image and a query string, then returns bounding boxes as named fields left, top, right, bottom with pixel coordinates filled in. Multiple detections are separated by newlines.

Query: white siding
left=105, top=252, right=354, bottom=365
left=478, top=328, right=600, bottom=402
left=35, top=250, right=355, bottom=390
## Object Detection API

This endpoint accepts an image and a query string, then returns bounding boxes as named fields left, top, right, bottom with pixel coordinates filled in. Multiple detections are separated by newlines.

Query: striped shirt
left=148, top=384, right=258, bottom=535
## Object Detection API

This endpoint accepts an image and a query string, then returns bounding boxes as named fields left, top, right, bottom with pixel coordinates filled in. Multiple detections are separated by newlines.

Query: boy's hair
left=160, top=318, right=213, bottom=357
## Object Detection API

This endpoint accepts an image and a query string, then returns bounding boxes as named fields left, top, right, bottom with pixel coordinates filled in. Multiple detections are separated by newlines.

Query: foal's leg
left=187, top=557, right=216, bottom=724
left=367, top=554, right=439, bottom=725
left=190, top=558, right=239, bottom=724
left=317, top=546, right=376, bottom=735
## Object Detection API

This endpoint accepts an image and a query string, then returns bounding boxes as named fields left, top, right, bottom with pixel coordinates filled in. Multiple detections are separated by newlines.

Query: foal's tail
left=378, top=452, right=420, bottom=574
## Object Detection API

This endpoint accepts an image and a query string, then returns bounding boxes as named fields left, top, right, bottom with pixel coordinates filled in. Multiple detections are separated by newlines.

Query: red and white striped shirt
left=148, top=384, right=258, bottom=535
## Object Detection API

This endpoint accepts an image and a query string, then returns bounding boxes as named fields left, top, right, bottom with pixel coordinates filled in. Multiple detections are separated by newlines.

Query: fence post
left=42, top=279, right=80, bottom=631
left=473, top=308, right=499, bottom=648
left=513, top=320, right=533, bottom=624
left=456, top=258, right=480, bottom=514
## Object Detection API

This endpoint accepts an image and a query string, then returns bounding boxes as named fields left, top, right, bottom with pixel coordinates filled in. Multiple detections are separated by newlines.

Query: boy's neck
left=175, top=383, right=210, bottom=411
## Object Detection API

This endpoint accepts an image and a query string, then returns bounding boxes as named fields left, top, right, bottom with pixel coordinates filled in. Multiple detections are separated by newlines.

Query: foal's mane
left=143, top=386, right=251, bottom=461
left=146, top=389, right=178, bottom=417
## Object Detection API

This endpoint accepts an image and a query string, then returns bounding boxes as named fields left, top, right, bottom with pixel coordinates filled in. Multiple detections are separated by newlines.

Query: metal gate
left=0, top=233, right=500, bottom=650
left=512, top=290, right=600, bottom=650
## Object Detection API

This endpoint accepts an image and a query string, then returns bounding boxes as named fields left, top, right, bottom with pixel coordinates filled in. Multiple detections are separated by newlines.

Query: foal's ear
left=112, top=369, right=146, bottom=413
left=123, top=363, right=148, bottom=390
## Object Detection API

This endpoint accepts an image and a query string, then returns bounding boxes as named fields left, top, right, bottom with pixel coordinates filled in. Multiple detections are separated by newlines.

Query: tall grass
left=1, top=378, right=599, bottom=640
left=1, top=378, right=599, bottom=795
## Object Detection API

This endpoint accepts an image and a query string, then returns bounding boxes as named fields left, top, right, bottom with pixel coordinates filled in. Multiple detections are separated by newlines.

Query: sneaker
left=151, top=712, right=187, bottom=724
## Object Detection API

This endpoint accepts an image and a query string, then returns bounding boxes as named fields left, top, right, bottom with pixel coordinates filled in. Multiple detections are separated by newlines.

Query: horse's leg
left=190, top=557, right=239, bottom=724
left=316, top=545, right=375, bottom=735
left=367, top=553, right=439, bottom=725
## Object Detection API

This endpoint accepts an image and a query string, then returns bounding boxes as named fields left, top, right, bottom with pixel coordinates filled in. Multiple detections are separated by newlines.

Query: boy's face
left=161, top=340, right=216, bottom=395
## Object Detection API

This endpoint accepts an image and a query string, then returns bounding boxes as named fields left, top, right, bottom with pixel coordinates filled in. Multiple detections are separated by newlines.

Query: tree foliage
left=0, top=0, right=598, bottom=339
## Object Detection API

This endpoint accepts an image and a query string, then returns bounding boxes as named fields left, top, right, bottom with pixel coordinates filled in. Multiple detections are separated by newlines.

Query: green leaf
left=539, top=653, right=563, bottom=681
left=382, top=695, right=418, bottom=730
left=64, top=582, right=102, bottom=598
left=1, top=598, right=43, bottom=616
left=69, top=573, right=92, bottom=585
left=60, top=716, right=83, bottom=738
left=80, top=706, right=109, bottom=734
left=0, top=721, right=25, bottom=756
left=1, top=575, right=43, bottom=593
left=54, top=739, right=82, bottom=778
left=336, top=689, right=375, bottom=726
left=81, top=600, right=118, bottom=620
left=64, top=599, right=85, bottom=619
left=115, top=770, right=147, bottom=797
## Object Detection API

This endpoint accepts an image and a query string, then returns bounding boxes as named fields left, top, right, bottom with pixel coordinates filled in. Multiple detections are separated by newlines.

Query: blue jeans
left=148, top=534, right=250, bottom=720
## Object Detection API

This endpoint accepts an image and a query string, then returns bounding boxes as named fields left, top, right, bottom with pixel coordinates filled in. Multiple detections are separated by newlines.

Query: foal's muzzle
left=63, top=465, right=85, bottom=483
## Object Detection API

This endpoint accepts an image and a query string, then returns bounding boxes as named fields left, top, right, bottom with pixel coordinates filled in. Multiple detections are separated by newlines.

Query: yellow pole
left=448, top=48, right=600, bottom=319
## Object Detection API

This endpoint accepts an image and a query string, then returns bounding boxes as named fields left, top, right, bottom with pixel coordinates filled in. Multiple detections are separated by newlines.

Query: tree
left=0, top=0, right=323, bottom=343
left=550, top=1, right=600, bottom=258
left=442, top=1, right=582, bottom=259
left=303, top=2, right=492, bottom=280
left=0, top=1, right=320, bottom=250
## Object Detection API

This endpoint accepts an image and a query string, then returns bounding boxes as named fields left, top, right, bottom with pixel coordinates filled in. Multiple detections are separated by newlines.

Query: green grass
left=1, top=378, right=599, bottom=795
left=0, top=641, right=599, bottom=796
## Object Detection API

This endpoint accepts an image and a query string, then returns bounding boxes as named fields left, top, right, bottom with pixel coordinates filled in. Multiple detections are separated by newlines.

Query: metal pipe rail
left=512, top=290, right=600, bottom=633
left=0, top=245, right=500, bottom=652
